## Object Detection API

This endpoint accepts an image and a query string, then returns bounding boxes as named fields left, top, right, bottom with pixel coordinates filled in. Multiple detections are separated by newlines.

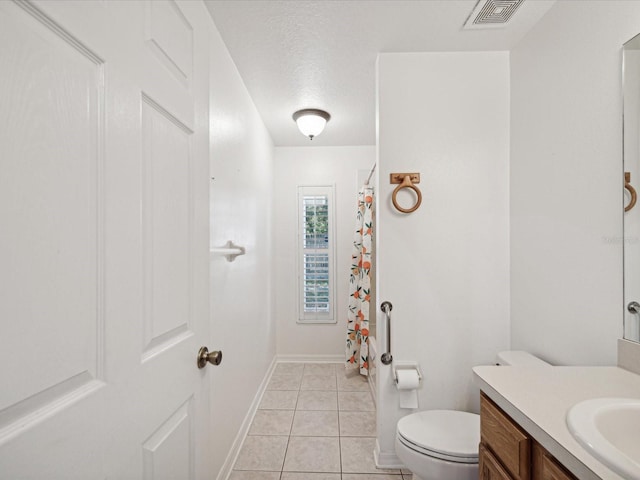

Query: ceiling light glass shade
left=293, top=109, right=331, bottom=140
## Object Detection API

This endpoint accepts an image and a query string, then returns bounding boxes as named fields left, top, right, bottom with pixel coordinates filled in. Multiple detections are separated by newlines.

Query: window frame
left=296, top=185, right=336, bottom=324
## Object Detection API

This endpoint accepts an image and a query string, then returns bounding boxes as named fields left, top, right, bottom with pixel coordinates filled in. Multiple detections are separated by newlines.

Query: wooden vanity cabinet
left=480, top=393, right=531, bottom=480
left=480, top=393, right=577, bottom=480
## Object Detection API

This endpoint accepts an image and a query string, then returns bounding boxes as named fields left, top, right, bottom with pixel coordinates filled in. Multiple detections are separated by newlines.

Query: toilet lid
left=396, top=410, right=480, bottom=459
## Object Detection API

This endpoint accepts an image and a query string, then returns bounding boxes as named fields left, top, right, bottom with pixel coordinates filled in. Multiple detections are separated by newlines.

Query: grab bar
left=380, top=301, right=393, bottom=365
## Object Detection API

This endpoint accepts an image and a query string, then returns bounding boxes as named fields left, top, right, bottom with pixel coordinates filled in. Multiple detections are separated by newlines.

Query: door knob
left=197, top=346, right=222, bottom=368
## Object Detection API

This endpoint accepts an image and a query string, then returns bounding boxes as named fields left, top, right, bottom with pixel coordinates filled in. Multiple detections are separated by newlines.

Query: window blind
left=302, top=195, right=330, bottom=313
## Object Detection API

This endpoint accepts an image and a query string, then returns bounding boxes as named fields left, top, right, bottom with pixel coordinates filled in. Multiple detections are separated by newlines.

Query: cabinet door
left=541, top=456, right=576, bottom=480
left=480, top=443, right=516, bottom=480
left=481, top=393, right=531, bottom=480
left=532, top=442, right=577, bottom=480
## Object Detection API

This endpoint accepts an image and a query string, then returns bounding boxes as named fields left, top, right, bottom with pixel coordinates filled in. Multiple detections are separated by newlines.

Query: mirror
left=623, top=33, right=640, bottom=343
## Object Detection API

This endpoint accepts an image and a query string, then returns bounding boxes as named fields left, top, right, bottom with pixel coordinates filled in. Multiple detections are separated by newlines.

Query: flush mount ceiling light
left=292, top=108, right=331, bottom=140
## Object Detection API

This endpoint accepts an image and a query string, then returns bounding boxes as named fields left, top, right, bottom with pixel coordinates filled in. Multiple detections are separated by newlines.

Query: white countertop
left=473, top=365, right=640, bottom=480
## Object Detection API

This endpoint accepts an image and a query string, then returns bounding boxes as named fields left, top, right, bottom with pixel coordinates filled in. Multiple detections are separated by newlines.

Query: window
left=297, top=186, right=335, bottom=323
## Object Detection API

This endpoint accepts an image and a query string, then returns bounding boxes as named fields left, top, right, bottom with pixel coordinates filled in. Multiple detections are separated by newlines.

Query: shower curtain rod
left=365, top=163, right=376, bottom=185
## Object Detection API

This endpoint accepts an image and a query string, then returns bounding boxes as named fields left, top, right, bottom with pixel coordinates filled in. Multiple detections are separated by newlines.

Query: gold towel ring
left=626, top=172, right=637, bottom=212
left=391, top=174, right=422, bottom=213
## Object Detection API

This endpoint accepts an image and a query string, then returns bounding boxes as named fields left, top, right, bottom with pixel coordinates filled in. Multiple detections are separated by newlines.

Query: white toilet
left=394, top=351, right=550, bottom=480
left=395, top=409, right=479, bottom=480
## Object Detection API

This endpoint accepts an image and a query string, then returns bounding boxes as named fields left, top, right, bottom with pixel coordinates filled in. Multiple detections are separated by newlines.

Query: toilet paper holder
left=392, top=362, right=423, bottom=385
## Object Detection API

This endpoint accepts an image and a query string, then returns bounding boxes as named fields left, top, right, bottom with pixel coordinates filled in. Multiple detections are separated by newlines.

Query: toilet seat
left=397, top=432, right=478, bottom=464
left=396, top=410, right=480, bottom=464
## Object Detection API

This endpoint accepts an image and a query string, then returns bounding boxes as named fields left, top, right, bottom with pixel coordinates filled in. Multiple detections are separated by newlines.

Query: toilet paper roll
left=396, top=369, right=420, bottom=409
left=396, top=369, right=420, bottom=390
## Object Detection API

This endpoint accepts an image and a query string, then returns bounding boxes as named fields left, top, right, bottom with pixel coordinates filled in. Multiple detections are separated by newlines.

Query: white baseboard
left=276, top=353, right=343, bottom=363
left=216, top=355, right=278, bottom=480
left=374, top=439, right=404, bottom=469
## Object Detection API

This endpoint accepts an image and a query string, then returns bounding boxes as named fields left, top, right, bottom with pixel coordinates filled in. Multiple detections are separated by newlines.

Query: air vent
left=463, top=0, right=525, bottom=29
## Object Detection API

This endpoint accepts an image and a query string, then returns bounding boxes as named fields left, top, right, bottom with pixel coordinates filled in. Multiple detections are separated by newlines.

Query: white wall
left=273, top=146, right=376, bottom=358
left=207, top=19, right=276, bottom=477
left=509, top=1, right=640, bottom=366
left=376, top=52, right=511, bottom=466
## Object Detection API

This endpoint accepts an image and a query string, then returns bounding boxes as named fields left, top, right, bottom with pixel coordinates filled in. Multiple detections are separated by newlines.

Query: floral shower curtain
left=346, top=186, right=374, bottom=376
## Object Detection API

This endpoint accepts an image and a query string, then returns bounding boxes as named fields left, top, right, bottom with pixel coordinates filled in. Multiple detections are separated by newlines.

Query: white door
left=0, top=1, right=213, bottom=478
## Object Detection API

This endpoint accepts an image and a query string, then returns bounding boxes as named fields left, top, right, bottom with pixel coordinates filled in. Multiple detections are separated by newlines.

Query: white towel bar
left=210, top=240, right=245, bottom=262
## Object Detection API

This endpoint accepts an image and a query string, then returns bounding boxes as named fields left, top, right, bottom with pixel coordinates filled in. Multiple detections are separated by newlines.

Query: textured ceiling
left=204, top=0, right=556, bottom=147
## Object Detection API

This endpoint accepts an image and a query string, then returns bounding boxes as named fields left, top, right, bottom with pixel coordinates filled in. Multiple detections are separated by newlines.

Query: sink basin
left=567, top=398, right=640, bottom=480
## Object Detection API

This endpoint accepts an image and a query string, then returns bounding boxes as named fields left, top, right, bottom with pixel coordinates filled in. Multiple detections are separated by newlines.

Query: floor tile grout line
left=279, top=373, right=300, bottom=477
left=337, top=393, right=343, bottom=476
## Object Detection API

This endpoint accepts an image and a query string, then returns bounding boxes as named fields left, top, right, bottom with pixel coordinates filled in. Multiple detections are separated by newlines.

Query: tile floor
left=229, top=362, right=413, bottom=480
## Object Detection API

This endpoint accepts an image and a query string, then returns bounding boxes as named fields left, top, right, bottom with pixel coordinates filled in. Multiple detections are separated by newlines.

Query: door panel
left=0, top=1, right=211, bottom=478
left=141, top=94, right=193, bottom=359
left=0, top=0, right=106, bottom=439
left=142, top=398, right=195, bottom=480
left=145, top=0, right=193, bottom=87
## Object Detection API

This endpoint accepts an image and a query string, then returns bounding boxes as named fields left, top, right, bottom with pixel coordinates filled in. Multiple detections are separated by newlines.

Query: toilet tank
left=496, top=350, right=551, bottom=367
